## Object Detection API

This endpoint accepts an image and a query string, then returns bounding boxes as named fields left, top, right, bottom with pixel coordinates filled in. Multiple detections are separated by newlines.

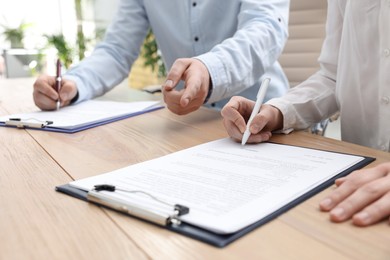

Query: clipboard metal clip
left=87, top=184, right=190, bottom=227
left=5, top=118, right=53, bottom=129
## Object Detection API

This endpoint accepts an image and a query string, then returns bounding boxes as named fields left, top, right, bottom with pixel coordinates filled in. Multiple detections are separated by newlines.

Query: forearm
left=64, top=0, right=149, bottom=102
left=196, top=0, right=289, bottom=102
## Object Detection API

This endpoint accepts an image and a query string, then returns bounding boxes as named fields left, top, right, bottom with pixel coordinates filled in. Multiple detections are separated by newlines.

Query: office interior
left=0, top=0, right=341, bottom=139
left=2, top=1, right=390, bottom=259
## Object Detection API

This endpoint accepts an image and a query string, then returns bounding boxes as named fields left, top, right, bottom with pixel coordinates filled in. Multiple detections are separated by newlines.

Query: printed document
left=0, top=100, right=162, bottom=130
left=70, top=138, right=365, bottom=234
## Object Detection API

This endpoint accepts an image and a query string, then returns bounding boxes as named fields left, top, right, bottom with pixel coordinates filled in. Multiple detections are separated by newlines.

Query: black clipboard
left=56, top=155, right=375, bottom=248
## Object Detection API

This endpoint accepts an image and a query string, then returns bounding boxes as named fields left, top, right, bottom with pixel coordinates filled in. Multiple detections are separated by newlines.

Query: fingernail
left=250, top=124, right=259, bottom=133
left=164, top=80, right=173, bottom=88
left=181, top=98, right=189, bottom=107
left=320, top=198, right=332, bottom=210
left=354, top=211, right=371, bottom=224
left=330, top=207, right=345, bottom=219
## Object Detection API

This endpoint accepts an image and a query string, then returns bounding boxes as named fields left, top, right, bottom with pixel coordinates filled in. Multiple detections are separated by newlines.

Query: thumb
left=59, top=80, right=77, bottom=103
left=163, top=58, right=191, bottom=91
left=162, top=79, right=175, bottom=91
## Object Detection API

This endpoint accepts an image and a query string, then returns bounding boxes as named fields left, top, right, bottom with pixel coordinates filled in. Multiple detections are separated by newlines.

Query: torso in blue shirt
left=66, top=0, right=290, bottom=109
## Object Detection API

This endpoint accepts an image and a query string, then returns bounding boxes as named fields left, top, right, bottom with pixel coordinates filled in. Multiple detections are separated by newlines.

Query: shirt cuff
left=63, top=74, right=87, bottom=104
left=266, top=98, right=296, bottom=133
left=195, top=52, right=228, bottom=103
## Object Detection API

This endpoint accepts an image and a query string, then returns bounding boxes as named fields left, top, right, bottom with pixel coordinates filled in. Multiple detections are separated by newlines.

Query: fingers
left=59, top=80, right=78, bottom=107
left=33, top=75, right=58, bottom=110
left=221, top=99, right=280, bottom=143
left=179, top=61, right=208, bottom=107
left=162, top=59, right=190, bottom=91
left=180, top=75, right=201, bottom=107
left=352, top=190, right=390, bottom=226
left=33, top=75, right=77, bottom=110
left=319, top=163, right=390, bottom=226
left=163, top=58, right=210, bottom=115
left=163, top=59, right=190, bottom=91
left=163, top=88, right=204, bottom=115
left=245, top=107, right=275, bottom=143
left=221, top=96, right=272, bottom=143
left=221, top=96, right=253, bottom=141
left=320, top=167, right=386, bottom=211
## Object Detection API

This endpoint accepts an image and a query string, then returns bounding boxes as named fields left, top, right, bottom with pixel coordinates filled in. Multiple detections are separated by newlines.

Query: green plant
left=141, top=30, right=166, bottom=77
left=0, top=21, right=32, bottom=48
left=45, top=34, right=74, bottom=69
left=44, top=0, right=102, bottom=69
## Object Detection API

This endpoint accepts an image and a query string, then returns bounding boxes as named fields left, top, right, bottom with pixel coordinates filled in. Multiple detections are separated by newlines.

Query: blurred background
left=0, top=0, right=164, bottom=88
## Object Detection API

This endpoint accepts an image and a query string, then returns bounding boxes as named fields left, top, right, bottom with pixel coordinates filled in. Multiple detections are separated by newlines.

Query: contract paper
left=0, top=100, right=162, bottom=131
left=70, top=138, right=365, bottom=234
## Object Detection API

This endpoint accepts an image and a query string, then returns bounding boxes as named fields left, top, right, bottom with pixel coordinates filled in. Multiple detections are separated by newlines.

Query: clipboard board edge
left=55, top=155, right=375, bottom=248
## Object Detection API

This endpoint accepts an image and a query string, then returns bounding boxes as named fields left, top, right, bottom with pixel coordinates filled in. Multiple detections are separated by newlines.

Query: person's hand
left=162, top=58, right=210, bottom=115
left=221, top=96, right=283, bottom=143
left=33, top=75, right=78, bottom=110
left=320, top=162, right=390, bottom=226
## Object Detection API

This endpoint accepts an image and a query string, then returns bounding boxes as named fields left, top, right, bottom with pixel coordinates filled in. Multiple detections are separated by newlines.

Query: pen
left=241, top=78, right=271, bottom=145
left=55, top=59, right=62, bottom=110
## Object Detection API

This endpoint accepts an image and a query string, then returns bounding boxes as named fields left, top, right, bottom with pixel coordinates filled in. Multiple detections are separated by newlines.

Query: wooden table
left=0, top=78, right=389, bottom=259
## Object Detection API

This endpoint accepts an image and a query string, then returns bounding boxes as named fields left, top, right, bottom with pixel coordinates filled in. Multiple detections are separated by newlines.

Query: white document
left=70, top=138, right=365, bottom=234
left=0, top=100, right=162, bottom=130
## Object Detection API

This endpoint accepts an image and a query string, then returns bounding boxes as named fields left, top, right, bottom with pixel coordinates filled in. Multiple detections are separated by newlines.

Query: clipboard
left=0, top=100, right=164, bottom=133
left=55, top=152, right=375, bottom=248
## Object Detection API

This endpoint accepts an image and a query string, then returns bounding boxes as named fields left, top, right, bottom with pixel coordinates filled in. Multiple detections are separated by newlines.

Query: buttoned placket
left=190, top=1, right=202, bottom=54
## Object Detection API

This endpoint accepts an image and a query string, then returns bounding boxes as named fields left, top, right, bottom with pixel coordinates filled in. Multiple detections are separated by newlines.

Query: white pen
left=241, top=78, right=271, bottom=145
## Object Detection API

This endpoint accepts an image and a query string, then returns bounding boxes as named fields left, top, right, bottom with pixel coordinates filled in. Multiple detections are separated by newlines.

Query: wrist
left=264, top=104, right=283, bottom=131
left=70, top=91, right=79, bottom=104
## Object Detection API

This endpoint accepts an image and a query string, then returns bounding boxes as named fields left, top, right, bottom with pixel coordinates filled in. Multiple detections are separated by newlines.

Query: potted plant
left=142, top=29, right=166, bottom=78
left=44, top=34, right=74, bottom=69
left=0, top=21, right=32, bottom=49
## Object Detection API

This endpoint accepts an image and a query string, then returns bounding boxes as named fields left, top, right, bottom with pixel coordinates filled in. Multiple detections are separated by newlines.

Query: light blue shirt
left=65, top=0, right=290, bottom=109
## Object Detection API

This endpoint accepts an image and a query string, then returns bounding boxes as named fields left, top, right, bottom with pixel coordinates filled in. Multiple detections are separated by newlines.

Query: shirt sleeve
left=267, top=0, right=344, bottom=131
left=64, top=0, right=149, bottom=102
left=195, top=0, right=289, bottom=103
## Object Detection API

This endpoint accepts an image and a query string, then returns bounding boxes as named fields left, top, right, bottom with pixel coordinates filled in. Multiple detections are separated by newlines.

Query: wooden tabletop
left=0, top=78, right=389, bottom=259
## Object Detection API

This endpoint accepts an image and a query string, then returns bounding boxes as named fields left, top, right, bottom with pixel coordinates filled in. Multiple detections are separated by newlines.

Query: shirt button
left=381, top=96, right=390, bottom=105
left=192, top=2, right=197, bottom=7
left=384, top=48, right=390, bottom=57
left=194, top=36, right=199, bottom=42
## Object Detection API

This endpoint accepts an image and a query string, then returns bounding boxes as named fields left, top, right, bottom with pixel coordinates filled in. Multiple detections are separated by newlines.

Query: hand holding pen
left=55, top=59, right=62, bottom=110
left=33, top=61, right=79, bottom=111
left=221, top=78, right=284, bottom=144
left=241, top=78, right=270, bottom=145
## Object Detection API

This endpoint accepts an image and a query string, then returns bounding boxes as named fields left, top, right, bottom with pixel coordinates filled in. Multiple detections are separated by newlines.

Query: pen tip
left=241, top=130, right=250, bottom=146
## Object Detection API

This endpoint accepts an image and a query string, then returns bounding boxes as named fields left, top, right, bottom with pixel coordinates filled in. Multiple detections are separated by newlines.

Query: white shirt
left=268, top=0, right=390, bottom=152
left=64, top=0, right=290, bottom=109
